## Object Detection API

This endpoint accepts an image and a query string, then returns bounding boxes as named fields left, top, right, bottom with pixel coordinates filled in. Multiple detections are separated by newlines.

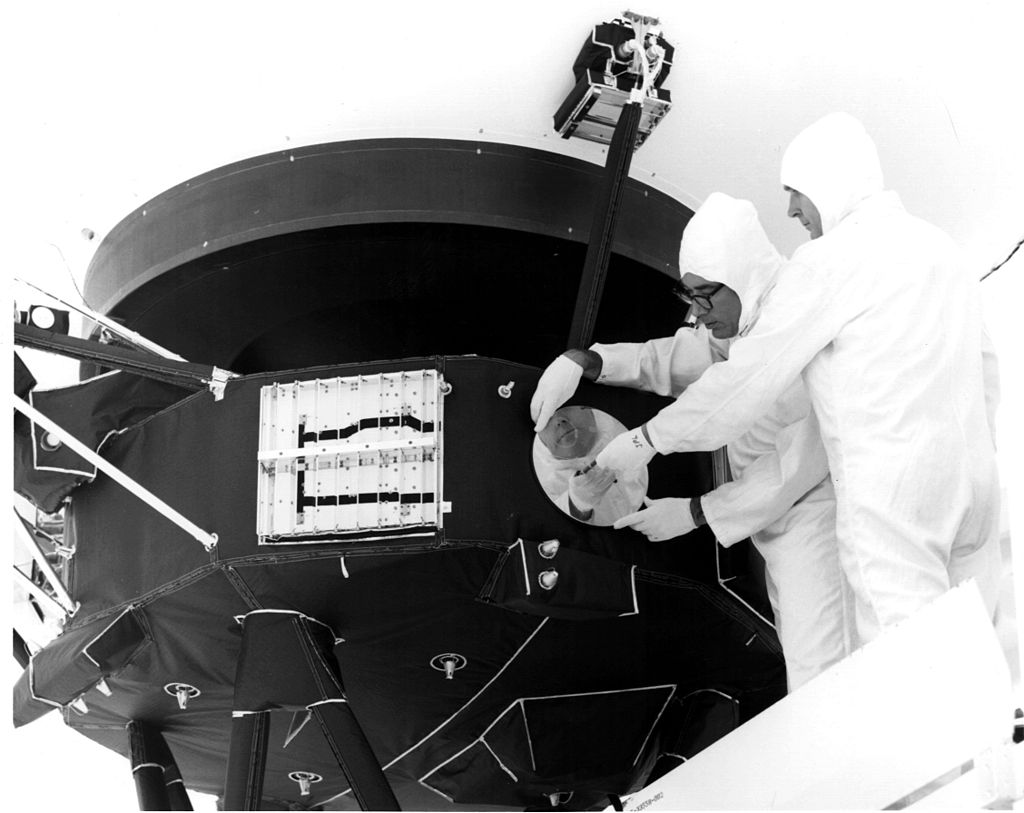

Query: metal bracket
left=207, top=367, right=236, bottom=401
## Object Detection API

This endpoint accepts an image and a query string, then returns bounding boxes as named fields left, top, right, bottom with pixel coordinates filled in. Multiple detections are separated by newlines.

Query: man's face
left=538, top=408, right=599, bottom=460
left=679, top=273, right=742, bottom=339
left=785, top=187, right=823, bottom=239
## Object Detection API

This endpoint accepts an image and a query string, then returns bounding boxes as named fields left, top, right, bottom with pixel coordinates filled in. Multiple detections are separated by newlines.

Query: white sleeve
left=981, top=322, right=1000, bottom=447
left=645, top=261, right=844, bottom=453
left=590, top=327, right=721, bottom=397
left=701, top=412, right=829, bottom=547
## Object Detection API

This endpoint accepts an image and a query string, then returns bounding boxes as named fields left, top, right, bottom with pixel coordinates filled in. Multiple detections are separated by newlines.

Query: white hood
left=780, top=112, right=884, bottom=235
left=678, top=192, right=783, bottom=335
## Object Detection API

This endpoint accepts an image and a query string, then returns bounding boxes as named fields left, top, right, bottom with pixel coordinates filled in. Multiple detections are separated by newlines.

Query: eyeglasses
left=671, top=281, right=722, bottom=313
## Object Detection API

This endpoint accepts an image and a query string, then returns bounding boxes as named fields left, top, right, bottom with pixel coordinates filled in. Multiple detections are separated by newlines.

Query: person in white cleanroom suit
left=532, top=193, right=854, bottom=689
left=592, top=113, right=1002, bottom=644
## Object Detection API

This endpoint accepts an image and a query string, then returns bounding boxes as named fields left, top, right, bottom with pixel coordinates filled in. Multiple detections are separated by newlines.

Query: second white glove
left=531, top=354, right=584, bottom=432
left=613, top=496, right=696, bottom=541
left=594, top=425, right=656, bottom=474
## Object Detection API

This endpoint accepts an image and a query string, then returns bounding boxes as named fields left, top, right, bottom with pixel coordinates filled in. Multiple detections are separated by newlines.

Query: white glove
left=568, top=464, right=617, bottom=512
left=613, top=497, right=696, bottom=541
left=594, top=426, right=656, bottom=474
left=531, top=354, right=584, bottom=432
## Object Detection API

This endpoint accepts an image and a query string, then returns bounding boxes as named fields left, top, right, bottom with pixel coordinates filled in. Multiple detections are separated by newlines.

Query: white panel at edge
left=620, top=581, right=1012, bottom=810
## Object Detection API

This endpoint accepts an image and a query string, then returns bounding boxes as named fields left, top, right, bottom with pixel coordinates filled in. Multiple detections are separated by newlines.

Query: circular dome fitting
left=430, top=652, right=467, bottom=679
left=163, top=682, right=200, bottom=709
left=288, top=771, right=323, bottom=796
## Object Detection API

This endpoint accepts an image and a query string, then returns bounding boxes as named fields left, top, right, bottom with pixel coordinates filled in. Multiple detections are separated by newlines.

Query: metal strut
left=566, top=95, right=645, bottom=349
left=128, top=721, right=195, bottom=810
left=12, top=394, right=219, bottom=551
left=14, top=322, right=237, bottom=399
left=14, top=275, right=187, bottom=361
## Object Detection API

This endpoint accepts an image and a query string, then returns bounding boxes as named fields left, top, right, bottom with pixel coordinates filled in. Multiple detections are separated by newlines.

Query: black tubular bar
left=163, top=763, right=194, bottom=811
left=13, top=322, right=213, bottom=391
left=222, top=712, right=271, bottom=811
left=128, top=720, right=172, bottom=811
left=127, top=721, right=194, bottom=811
left=313, top=702, right=400, bottom=811
left=566, top=99, right=644, bottom=349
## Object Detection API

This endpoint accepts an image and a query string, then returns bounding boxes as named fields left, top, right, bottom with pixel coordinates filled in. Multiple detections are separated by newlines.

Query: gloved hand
left=594, top=425, right=656, bottom=474
left=531, top=354, right=584, bottom=433
left=568, top=464, right=617, bottom=512
left=613, top=497, right=696, bottom=541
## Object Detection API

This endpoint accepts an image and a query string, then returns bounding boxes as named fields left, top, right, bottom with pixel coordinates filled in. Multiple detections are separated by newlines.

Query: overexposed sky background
left=5, top=1, right=1023, bottom=809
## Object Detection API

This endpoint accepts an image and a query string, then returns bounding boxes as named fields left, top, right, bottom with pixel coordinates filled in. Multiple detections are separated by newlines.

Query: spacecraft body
left=13, top=17, right=786, bottom=811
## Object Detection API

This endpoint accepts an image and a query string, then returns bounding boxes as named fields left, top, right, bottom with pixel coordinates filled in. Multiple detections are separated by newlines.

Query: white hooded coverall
left=593, top=194, right=853, bottom=690
left=641, top=114, right=1001, bottom=643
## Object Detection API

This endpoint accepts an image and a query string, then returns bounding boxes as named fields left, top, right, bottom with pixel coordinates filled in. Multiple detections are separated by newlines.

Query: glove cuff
left=563, top=348, right=603, bottom=380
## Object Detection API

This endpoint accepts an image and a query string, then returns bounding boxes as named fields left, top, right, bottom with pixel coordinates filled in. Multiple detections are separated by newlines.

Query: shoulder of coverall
left=792, top=190, right=943, bottom=276
left=780, top=237, right=855, bottom=298
left=780, top=112, right=884, bottom=236
left=748, top=251, right=842, bottom=322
